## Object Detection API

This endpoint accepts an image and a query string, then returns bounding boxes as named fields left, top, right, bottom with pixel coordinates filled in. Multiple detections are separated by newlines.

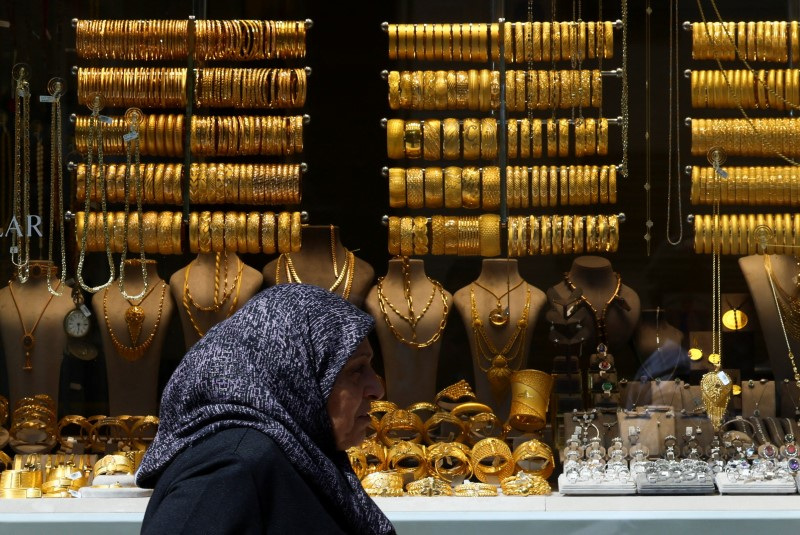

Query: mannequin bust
left=170, top=252, right=263, bottom=350
left=263, top=225, right=375, bottom=308
left=0, top=260, right=74, bottom=407
left=453, top=259, right=547, bottom=420
left=632, top=308, right=687, bottom=381
left=364, top=258, right=452, bottom=408
left=548, top=256, right=641, bottom=351
left=92, top=259, right=174, bottom=416
left=739, top=254, right=800, bottom=384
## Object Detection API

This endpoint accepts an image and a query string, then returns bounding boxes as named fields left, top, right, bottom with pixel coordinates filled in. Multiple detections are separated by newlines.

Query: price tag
left=39, top=95, right=56, bottom=103
left=718, top=371, right=731, bottom=385
left=80, top=303, right=92, bottom=317
left=68, top=471, right=83, bottom=480
left=122, top=132, right=138, bottom=142
left=9, top=246, right=18, bottom=254
left=99, top=116, right=113, bottom=124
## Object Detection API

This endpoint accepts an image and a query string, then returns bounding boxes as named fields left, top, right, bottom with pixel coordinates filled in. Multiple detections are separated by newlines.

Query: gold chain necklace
left=275, top=229, right=355, bottom=298
left=104, top=281, right=167, bottom=361
left=764, top=254, right=800, bottom=384
left=471, top=285, right=530, bottom=400
left=563, top=271, right=622, bottom=349
left=376, top=258, right=448, bottom=349
left=45, top=79, right=67, bottom=297
left=472, top=279, right=524, bottom=328
left=185, top=253, right=237, bottom=312
left=8, top=278, right=61, bottom=371
left=183, top=256, right=244, bottom=338
left=123, top=280, right=160, bottom=346
left=11, top=65, right=31, bottom=282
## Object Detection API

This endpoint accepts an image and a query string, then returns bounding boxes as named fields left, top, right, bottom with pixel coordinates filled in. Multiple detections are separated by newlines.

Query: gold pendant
left=722, top=309, right=748, bottom=330
left=732, top=384, right=742, bottom=396
left=489, top=305, right=509, bottom=327
left=125, top=305, right=145, bottom=345
left=22, top=334, right=34, bottom=370
left=688, top=347, right=703, bottom=361
left=701, top=369, right=732, bottom=430
left=707, top=353, right=721, bottom=366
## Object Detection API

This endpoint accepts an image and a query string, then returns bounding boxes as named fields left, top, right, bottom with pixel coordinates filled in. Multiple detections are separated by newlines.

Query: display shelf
left=2, top=494, right=800, bottom=535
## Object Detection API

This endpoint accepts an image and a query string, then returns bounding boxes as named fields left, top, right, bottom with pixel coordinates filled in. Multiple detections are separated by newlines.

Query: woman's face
left=327, top=338, right=384, bottom=450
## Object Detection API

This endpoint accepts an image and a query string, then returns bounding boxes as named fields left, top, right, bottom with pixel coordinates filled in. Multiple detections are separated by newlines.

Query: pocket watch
left=63, top=287, right=91, bottom=339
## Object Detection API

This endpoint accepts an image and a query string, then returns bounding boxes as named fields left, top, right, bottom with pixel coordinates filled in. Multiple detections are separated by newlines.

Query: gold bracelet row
left=691, top=166, right=800, bottom=206
left=57, top=414, right=159, bottom=452
left=388, top=164, right=616, bottom=210
left=191, top=115, right=303, bottom=156
left=388, top=21, right=615, bottom=63
left=691, top=69, right=800, bottom=110
left=506, top=214, right=619, bottom=257
left=387, top=69, right=601, bottom=111
left=693, top=213, right=800, bottom=255
left=691, top=21, right=799, bottom=62
left=77, top=68, right=307, bottom=109
left=387, top=214, right=500, bottom=257
left=76, top=19, right=307, bottom=60
left=75, top=163, right=301, bottom=206
left=691, top=118, right=800, bottom=157
left=75, top=114, right=302, bottom=157
left=76, top=210, right=302, bottom=255
left=387, top=117, right=610, bottom=160
left=10, top=395, right=56, bottom=446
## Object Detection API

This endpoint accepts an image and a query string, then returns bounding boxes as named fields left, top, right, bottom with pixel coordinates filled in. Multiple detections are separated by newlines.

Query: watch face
left=64, top=309, right=91, bottom=338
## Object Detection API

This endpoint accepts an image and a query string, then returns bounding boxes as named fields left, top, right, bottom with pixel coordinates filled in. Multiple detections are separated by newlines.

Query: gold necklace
left=8, top=279, right=61, bottom=371
left=376, top=258, right=448, bottom=349
left=470, top=285, right=530, bottom=400
left=472, top=279, right=524, bottom=328
left=183, top=257, right=244, bottom=337
left=104, top=281, right=167, bottom=361
left=563, top=271, right=622, bottom=349
left=275, top=232, right=355, bottom=298
left=11, top=65, right=31, bottom=282
left=721, top=297, right=748, bottom=331
left=185, top=253, right=237, bottom=312
left=123, top=281, right=160, bottom=346
left=45, top=79, right=67, bottom=297
left=764, top=254, right=800, bottom=384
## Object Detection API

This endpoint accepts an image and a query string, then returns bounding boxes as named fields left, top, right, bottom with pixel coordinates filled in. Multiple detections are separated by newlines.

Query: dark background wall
left=0, top=0, right=797, bottom=415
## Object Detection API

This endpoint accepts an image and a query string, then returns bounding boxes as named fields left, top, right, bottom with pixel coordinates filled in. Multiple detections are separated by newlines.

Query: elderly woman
left=137, top=284, right=394, bottom=534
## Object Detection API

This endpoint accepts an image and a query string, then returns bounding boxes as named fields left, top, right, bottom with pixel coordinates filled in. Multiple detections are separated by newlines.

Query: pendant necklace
left=124, top=282, right=159, bottom=346
left=8, top=278, right=61, bottom=371
left=472, top=279, right=524, bottom=328
left=722, top=297, right=748, bottom=331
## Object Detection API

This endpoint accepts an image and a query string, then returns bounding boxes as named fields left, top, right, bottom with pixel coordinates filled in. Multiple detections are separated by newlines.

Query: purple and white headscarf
left=137, top=283, right=393, bottom=535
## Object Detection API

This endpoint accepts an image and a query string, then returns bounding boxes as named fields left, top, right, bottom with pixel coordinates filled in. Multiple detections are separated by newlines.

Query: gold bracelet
left=444, top=217, right=459, bottom=255
left=442, top=118, right=461, bottom=159
left=444, top=166, right=463, bottom=208
left=399, top=216, right=414, bottom=256
left=404, top=120, right=422, bottom=159
left=480, top=118, right=497, bottom=159
left=479, top=214, right=500, bottom=257
left=430, top=215, right=445, bottom=255
left=423, top=119, right=441, bottom=160
left=276, top=211, right=291, bottom=254
left=290, top=212, right=301, bottom=252
left=412, top=216, right=429, bottom=255
left=507, top=118, right=518, bottom=158
left=573, top=214, right=585, bottom=254
left=586, top=215, right=597, bottom=253
left=387, top=216, right=401, bottom=256
left=461, top=166, right=481, bottom=209
left=246, top=211, right=261, bottom=254
left=386, top=118, right=405, bottom=159
left=223, top=211, right=238, bottom=253
left=471, top=437, right=514, bottom=483
left=406, top=167, right=425, bottom=209
left=462, top=118, right=480, bottom=160
left=424, top=167, right=444, bottom=208
left=388, top=167, right=406, bottom=208
left=482, top=166, right=501, bottom=210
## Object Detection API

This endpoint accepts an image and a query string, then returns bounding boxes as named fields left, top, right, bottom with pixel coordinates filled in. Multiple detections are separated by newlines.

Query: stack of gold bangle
left=75, top=210, right=182, bottom=254
left=194, top=68, right=307, bottom=108
left=387, top=69, right=601, bottom=111
left=75, top=114, right=184, bottom=157
left=471, top=437, right=514, bottom=483
left=190, top=210, right=301, bottom=254
left=56, top=415, right=95, bottom=452
left=691, top=166, right=800, bottom=206
left=513, top=440, right=555, bottom=480
left=93, top=454, right=135, bottom=477
left=191, top=115, right=304, bottom=156
left=359, top=438, right=388, bottom=476
left=189, top=163, right=301, bottom=205
left=509, top=118, right=609, bottom=159
left=507, top=214, right=619, bottom=256
left=691, top=118, right=800, bottom=157
left=405, top=476, right=454, bottom=496
left=10, top=395, right=57, bottom=446
left=41, top=455, right=92, bottom=497
left=422, top=411, right=467, bottom=444
left=386, top=117, right=496, bottom=160
left=77, top=67, right=187, bottom=108
left=0, top=459, right=43, bottom=499
left=693, top=213, right=799, bottom=255
left=388, top=215, right=499, bottom=257
left=194, top=20, right=307, bottom=60
left=361, top=471, right=404, bottom=497
left=76, top=163, right=183, bottom=206
left=500, top=472, right=551, bottom=496
left=387, top=21, right=614, bottom=62
left=691, top=21, right=796, bottom=62
left=691, top=69, right=800, bottom=110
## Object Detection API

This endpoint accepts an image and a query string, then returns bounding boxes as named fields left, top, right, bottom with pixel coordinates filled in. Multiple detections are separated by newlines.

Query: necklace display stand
left=632, top=308, right=687, bottom=381
left=365, top=258, right=451, bottom=408
left=453, top=259, right=546, bottom=421
left=92, top=260, right=174, bottom=415
left=263, top=225, right=374, bottom=307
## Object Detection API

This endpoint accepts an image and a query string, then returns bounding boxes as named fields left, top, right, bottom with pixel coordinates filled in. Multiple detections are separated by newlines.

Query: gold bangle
left=423, top=119, right=441, bottom=160
left=531, top=118, right=542, bottom=158
left=552, top=214, right=563, bottom=255
left=404, top=120, right=422, bottom=159
left=406, top=167, right=425, bottom=209
left=444, top=166, right=463, bottom=208
left=471, top=437, right=514, bottom=483
left=507, top=118, right=518, bottom=158
left=223, top=211, right=238, bottom=253
left=388, top=167, right=407, bottom=208
left=480, top=118, right=497, bottom=160
left=558, top=118, right=569, bottom=157
left=519, top=119, right=531, bottom=159
left=546, top=119, right=557, bottom=158
left=277, top=211, right=291, bottom=254
left=482, top=166, right=501, bottom=210
left=430, top=215, right=445, bottom=255
left=562, top=215, right=574, bottom=254
left=387, top=440, right=427, bottom=481
left=261, top=212, right=276, bottom=254
left=442, top=118, right=461, bottom=159
left=387, top=216, right=401, bottom=256
left=290, top=212, right=301, bottom=252
left=444, top=217, right=459, bottom=255
left=142, top=211, right=159, bottom=254
left=607, top=214, right=619, bottom=253
left=172, top=212, right=182, bottom=254
left=198, top=210, right=212, bottom=254
left=412, top=216, right=429, bottom=255
left=478, top=214, right=500, bottom=257
left=386, top=118, right=405, bottom=159
left=540, top=215, right=552, bottom=255
left=246, top=211, right=261, bottom=254
left=399, top=216, right=414, bottom=256
left=573, top=214, right=585, bottom=254
left=599, top=166, right=610, bottom=204
left=424, top=167, right=444, bottom=208
left=157, top=211, right=173, bottom=254
left=501, top=472, right=551, bottom=496
left=586, top=215, right=597, bottom=253
left=597, top=215, right=610, bottom=252
left=462, top=118, right=480, bottom=160
left=461, top=166, right=481, bottom=209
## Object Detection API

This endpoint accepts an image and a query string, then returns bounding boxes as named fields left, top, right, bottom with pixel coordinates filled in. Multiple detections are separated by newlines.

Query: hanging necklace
left=563, top=271, right=623, bottom=350
left=11, top=64, right=31, bottom=283
left=764, top=254, right=800, bottom=383
left=782, top=380, right=800, bottom=420
left=183, top=255, right=244, bottom=338
left=700, top=149, right=732, bottom=431
left=655, top=306, right=661, bottom=350
left=688, top=335, right=703, bottom=361
left=8, top=278, right=61, bottom=371
left=472, top=279, right=524, bottom=327
left=34, top=124, right=43, bottom=255
left=376, top=257, right=448, bottom=349
left=665, top=0, right=683, bottom=246
left=644, top=0, right=653, bottom=254
left=123, top=278, right=160, bottom=346
left=276, top=227, right=355, bottom=299
left=103, top=281, right=167, bottom=361
left=746, top=379, right=769, bottom=418
left=722, top=296, right=748, bottom=331
left=44, top=78, right=68, bottom=297
left=471, top=285, right=531, bottom=400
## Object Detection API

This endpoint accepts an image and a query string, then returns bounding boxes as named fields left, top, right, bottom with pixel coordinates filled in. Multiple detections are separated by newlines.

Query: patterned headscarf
left=136, top=284, right=393, bottom=535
